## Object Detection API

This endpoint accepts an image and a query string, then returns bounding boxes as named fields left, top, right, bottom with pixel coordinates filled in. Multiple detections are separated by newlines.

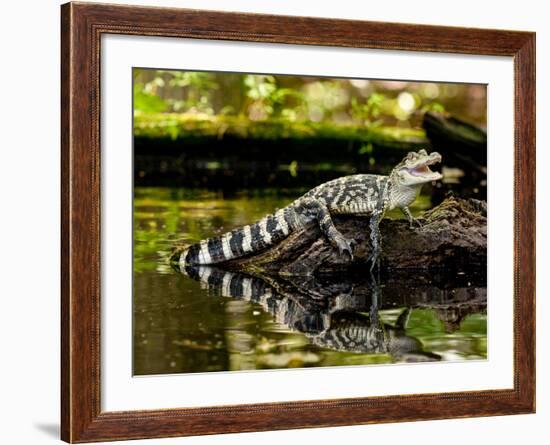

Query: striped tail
left=180, top=208, right=293, bottom=266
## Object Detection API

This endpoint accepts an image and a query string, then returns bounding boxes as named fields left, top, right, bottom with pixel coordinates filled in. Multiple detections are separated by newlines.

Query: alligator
left=183, top=265, right=441, bottom=362
left=180, top=149, right=442, bottom=270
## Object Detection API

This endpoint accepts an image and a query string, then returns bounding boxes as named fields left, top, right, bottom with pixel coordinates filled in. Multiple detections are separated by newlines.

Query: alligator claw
left=335, top=237, right=355, bottom=262
left=409, top=218, right=423, bottom=229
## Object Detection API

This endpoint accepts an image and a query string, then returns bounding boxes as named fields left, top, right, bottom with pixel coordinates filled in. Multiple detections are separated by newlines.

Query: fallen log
left=422, top=111, right=487, bottom=171
left=135, top=114, right=428, bottom=188
left=172, top=196, right=486, bottom=276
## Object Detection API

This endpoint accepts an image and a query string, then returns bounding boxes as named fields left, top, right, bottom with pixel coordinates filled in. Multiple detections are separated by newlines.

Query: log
left=135, top=113, right=427, bottom=148
left=422, top=111, right=487, bottom=171
left=135, top=113, right=428, bottom=188
left=172, top=196, right=487, bottom=276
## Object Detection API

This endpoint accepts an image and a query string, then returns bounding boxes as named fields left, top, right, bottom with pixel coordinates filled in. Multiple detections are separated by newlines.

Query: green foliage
left=244, top=75, right=277, bottom=101
left=460, top=314, right=487, bottom=335
left=243, top=75, right=303, bottom=120
left=407, top=309, right=445, bottom=336
left=132, top=68, right=483, bottom=141
left=358, top=142, right=374, bottom=155
left=351, top=93, right=385, bottom=126
left=167, top=71, right=218, bottom=90
left=288, top=160, right=299, bottom=177
left=134, top=70, right=219, bottom=115
left=134, top=113, right=428, bottom=147
left=133, top=82, right=168, bottom=114
left=421, top=101, right=446, bottom=113
left=166, top=71, right=218, bottom=114
left=405, top=309, right=487, bottom=359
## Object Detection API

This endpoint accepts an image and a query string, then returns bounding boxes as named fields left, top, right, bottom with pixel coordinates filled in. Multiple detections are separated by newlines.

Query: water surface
left=133, top=187, right=487, bottom=375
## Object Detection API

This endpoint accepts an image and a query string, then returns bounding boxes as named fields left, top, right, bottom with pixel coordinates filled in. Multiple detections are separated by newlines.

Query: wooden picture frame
left=61, top=2, right=535, bottom=442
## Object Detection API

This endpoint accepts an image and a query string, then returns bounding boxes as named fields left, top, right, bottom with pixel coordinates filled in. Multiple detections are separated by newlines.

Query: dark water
left=133, top=187, right=487, bottom=375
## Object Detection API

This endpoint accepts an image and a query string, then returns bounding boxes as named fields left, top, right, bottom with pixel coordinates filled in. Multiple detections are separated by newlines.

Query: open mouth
left=410, top=165, right=435, bottom=177
left=407, top=153, right=442, bottom=179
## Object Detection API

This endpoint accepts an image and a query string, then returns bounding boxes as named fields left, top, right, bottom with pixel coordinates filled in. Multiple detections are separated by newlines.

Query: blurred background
left=133, top=69, right=487, bottom=194
left=134, top=70, right=487, bottom=125
left=132, top=69, right=487, bottom=375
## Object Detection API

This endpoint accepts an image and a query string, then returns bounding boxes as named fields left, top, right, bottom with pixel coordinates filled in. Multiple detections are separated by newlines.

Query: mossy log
left=423, top=111, right=487, bottom=169
left=218, top=196, right=487, bottom=276
left=135, top=113, right=431, bottom=188
left=134, top=112, right=428, bottom=149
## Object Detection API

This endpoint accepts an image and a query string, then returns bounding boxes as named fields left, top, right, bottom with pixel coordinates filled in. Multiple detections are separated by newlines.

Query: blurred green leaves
left=421, top=101, right=446, bottom=113
left=134, top=82, right=168, bottom=114
left=134, top=70, right=218, bottom=116
left=244, top=75, right=304, bottom=120
left=133, top=69, right=486, bottom=136
left=244, top=75, right=277, bottom=101
left=351, top=93, right=384, bottom=127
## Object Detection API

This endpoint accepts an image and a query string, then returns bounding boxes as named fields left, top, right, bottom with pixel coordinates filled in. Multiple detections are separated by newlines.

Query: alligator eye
left=419, top=149, right=427, bottom=156
left=407, top=152, right=414, bottom=160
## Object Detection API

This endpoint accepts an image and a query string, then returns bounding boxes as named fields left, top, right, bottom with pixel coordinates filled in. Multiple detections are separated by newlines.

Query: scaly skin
left=181, top=149, right=442, bottom=269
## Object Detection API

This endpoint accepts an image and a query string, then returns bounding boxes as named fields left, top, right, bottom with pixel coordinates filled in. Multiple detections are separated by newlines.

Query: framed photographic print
left=61, top=2, right=535, bottom=442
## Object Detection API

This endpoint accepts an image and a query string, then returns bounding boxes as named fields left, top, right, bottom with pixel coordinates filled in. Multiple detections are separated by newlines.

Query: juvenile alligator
left=180, top=149, right=442, bottom=270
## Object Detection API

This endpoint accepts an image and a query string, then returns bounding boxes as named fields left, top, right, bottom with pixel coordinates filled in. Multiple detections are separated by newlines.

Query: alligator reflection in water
left=182, top=265, right=486, bottom=363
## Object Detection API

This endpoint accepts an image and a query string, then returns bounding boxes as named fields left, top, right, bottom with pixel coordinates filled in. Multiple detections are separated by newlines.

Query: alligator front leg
left=368, top=210, right=383, bottom=271
left=295, top=198, right=355, bottom=261
left=401, top=206, right=422, bottom=229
